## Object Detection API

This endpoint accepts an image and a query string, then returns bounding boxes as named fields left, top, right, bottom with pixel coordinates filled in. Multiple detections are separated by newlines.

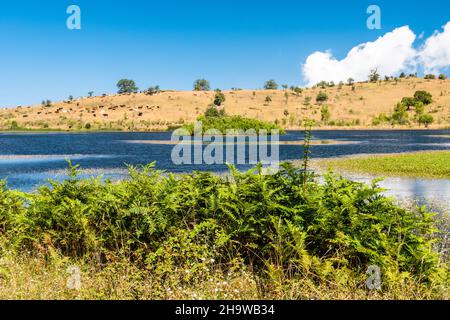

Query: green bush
left=0, top=161, right=447, bottom=289
left=391, top=103, right=409, bottom=125
left=181, top=115, right=284, bottom=135
left=213, top=91, right=226, bottom=106
left=204, top=106, right=225, bottom=118
left=320, top=105, right=331, bottom=124
left=418, top=114, right=434, bottom=128
left=316, top=92, right=328, bottom=104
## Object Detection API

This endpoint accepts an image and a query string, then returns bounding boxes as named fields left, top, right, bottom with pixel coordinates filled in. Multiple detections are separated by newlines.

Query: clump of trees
left=373, top=90, right=434, bottom=127
left=146, top=85, right=161, bottom=96
left=41, top=100, right=52, bottom=108
left=117, top=79, right=139, bottom=94
left=315, top=81, right=337, bottom=89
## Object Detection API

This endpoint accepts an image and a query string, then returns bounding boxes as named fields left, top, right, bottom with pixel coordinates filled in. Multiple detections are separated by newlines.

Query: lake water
left=0, top=130, right=449, bottom=211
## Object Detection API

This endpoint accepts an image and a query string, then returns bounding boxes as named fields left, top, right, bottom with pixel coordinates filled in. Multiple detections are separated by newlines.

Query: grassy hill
left=1, top=78, right=449, bottom=131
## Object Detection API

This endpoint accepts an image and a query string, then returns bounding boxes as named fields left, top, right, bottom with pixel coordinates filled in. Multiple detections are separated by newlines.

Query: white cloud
left=419, top=22, right=450, bottom=74
left=302, top=26, right=417, bottom=86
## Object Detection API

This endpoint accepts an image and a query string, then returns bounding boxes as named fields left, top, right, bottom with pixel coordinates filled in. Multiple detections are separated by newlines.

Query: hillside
left=1, top=78, right=449, bottom=131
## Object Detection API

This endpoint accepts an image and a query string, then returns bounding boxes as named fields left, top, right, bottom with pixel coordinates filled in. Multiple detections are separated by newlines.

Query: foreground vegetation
left=0, top=160, right=448, bottom=299
left=316, top=151, right=450, bottom=179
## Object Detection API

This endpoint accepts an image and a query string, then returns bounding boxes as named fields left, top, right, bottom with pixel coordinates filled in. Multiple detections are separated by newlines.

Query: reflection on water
left=343, top=174, right=450, bottom=213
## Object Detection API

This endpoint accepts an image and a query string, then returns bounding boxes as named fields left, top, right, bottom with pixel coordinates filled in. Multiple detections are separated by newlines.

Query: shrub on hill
left=264, top=80, right=278, bottom=90
left=193, top=79, right=211, bottom=91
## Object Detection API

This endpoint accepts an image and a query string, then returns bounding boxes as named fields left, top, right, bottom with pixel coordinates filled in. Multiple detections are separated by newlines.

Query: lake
left=0, top=130, right=449, bottom=211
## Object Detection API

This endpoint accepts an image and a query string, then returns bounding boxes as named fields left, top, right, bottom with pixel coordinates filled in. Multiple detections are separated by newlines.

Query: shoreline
left=0, top=127, right=449, bottom=134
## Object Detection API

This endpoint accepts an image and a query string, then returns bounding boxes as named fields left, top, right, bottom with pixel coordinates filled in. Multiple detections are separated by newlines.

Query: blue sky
left=0, top=0, right=449, bottom=107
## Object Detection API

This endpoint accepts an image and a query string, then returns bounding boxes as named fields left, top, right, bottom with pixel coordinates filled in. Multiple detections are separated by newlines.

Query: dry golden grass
left=1, top=251, right=446, bottom=300
left=0, top=78, right=449, bottom=131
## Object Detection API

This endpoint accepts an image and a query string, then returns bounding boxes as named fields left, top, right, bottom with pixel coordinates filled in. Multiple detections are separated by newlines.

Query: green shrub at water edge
left=0, top=162, right=447, bottom=292
left=181, top=115, right=285, bottom=135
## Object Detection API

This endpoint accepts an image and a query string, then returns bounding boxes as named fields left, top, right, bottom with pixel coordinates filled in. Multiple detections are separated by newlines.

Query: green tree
left=193, top=79, right=210, bottom=91
left=88, top=91, right=94, bottom=97
left=264, top=80, right=278, bottom=90
left=369, top=69, right=380, bottom=82
left=418, top=114, right=434, bottom=128
left=117, top=79, right=138, bottom=94
left=401, top=97, right=416, bottom=111
left=424, top=74, right=436, bottom=80
left=347, top=78, right=355, bottom=86
left=438, top=74, right=447, bottom=80
left=414, top=91, right=433, bottom=105
left=414, top=101, right=425, bottom=118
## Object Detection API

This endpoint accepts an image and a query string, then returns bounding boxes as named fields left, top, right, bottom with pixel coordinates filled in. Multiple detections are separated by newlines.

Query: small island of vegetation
left=316, top=151, right=450, bottom=179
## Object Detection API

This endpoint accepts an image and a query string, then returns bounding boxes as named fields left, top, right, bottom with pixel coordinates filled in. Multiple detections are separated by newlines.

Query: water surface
left=1, top=130, right=449, bottom=211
